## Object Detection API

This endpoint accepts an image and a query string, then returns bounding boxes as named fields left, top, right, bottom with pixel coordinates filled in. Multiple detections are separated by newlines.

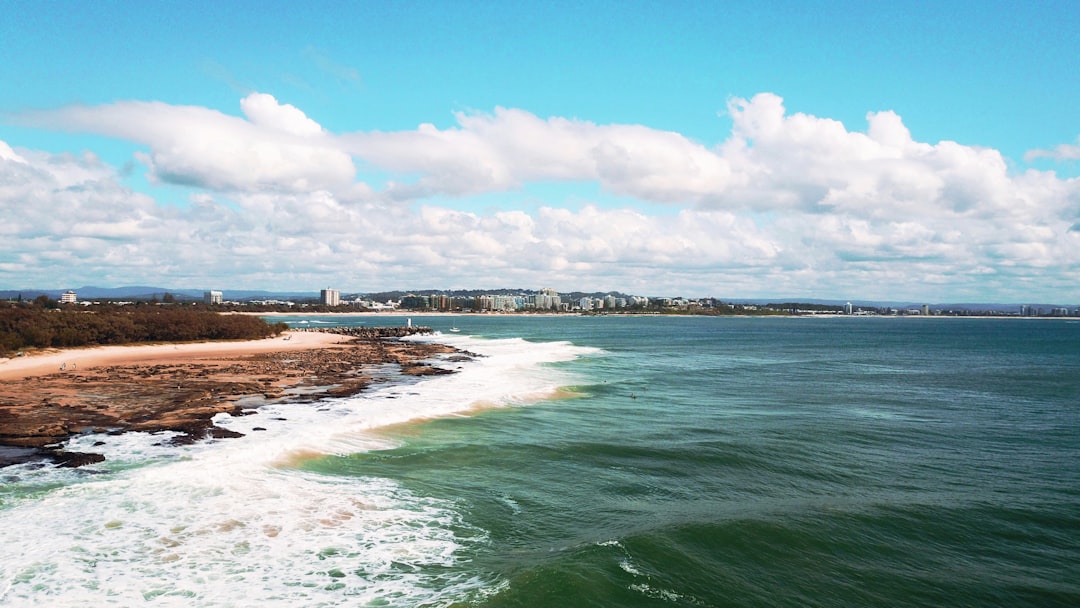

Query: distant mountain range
left=0, top=286, right=1073, bottom=313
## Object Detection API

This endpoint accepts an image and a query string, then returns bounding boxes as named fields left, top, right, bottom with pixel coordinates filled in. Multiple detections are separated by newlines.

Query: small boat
left=449, top=327, right=460, bottom=333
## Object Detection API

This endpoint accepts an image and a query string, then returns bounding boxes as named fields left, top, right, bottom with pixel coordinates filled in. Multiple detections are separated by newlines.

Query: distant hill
left=0, top=286, right=199, bottom=300
left=75, top=286, right=202, bottom=300
left=0, top=286, right=319, bottom=302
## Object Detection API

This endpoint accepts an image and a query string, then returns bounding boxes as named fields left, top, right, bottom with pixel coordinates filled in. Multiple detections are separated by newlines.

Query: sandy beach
left=0, top=330, right=348, bottom=381
left=0, top=329, right=461, bottom=467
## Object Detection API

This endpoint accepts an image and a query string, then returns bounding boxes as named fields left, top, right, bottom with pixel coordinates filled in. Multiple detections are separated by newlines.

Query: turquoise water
left=2, top=316, right=1079, bottom=606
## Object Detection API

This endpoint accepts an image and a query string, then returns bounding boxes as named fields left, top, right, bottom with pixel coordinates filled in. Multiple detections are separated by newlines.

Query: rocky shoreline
left=0, top=328, right=467, bottom=468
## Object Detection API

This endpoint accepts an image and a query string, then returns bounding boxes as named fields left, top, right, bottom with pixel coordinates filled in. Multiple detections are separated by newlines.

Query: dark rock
left=300, top=326, right=435, bottom=339
left=208, top=426, right=244, bottom=439
left=51, top=451, right=106, bottom=468
left=167, top=433, right=198, bottom=446
left=401, top=363, right=453, bottom=376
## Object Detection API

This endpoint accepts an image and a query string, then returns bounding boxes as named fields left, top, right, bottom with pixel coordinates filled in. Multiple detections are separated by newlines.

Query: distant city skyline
left=1, top=1, right=1078, bottom=302
left=13, top=283, right=1078, bottom=317
left=7, top=284, right=1077, bottom=312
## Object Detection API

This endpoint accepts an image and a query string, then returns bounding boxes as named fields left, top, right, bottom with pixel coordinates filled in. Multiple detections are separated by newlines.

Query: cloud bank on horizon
left=1, top=3, right=1078, bottom=302
left=4, top=91, right=1078, bottom=301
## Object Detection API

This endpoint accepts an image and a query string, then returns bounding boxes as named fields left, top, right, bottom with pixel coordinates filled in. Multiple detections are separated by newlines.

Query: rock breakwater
left=294, top=326, right=435, bottom=339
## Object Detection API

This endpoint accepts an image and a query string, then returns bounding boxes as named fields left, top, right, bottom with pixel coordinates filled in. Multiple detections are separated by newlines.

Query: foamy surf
left=0, top=333, right=598, bottom=607
left=0, top=468, right=486, bottom=606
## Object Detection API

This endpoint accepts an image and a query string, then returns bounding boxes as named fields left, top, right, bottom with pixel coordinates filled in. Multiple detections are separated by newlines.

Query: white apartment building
left=321, top=288, right=341, bottom=306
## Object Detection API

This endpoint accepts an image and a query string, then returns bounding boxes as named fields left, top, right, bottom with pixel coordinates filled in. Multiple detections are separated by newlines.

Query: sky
left=1, top=1, right=1078, bottom=302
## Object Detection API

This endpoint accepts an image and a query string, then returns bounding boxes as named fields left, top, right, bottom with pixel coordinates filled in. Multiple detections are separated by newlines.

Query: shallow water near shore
left=2, top=315, right=1079, bottom=606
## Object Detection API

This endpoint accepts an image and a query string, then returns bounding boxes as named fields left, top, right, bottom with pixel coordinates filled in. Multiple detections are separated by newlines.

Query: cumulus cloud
left=3, top=91, right=1080, bottom=301
left=0, top=144, right=179, bottom=281
left=341, top=107, right=738, bottom=202
left=718, top=93, right=1048, bottom=222
left=0, top=140, right=27, bottom=164
left=240, top=93, right=324, bottom=136
left=14, top=94, right=356, bottom=194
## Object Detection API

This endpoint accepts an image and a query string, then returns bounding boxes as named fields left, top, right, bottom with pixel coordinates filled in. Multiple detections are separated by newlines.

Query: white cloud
left=0, top=140, right=27, bottom=164
left=240, top=92, right=324, bottom=136
left=342, top=107, right=737, bottom=202
left=718, top=93, right=1041, bottom=221
left=3, top=91, right=1080, bottom=301
left=15, top=94, right=356, bottom=194
left=1025, top=136, right=1080, bottom=162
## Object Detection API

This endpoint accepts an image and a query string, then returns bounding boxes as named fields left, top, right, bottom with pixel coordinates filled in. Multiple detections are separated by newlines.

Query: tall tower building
left=321, top=288, right=341, bottom=306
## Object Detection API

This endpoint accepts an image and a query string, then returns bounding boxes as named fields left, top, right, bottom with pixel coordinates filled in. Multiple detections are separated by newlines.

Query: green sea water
left=2, top=315, right=1078, bottom=606
left=310, top=315, right=1080, bottom=606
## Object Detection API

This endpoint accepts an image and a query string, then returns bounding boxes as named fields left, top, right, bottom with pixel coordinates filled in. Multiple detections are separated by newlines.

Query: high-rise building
left=60, top=290, right=77, bottom=304
left=204, top=290, right=223, bottom=305
left=535, top=287, right=562, bottom=310
left=321, top=288, right=341, bottom=306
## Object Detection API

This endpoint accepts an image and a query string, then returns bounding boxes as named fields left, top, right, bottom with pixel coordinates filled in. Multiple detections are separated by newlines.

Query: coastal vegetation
left=0, top=300, right=288, bottom=356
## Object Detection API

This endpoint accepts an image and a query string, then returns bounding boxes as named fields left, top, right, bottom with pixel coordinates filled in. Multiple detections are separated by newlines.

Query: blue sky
left=1, top=1, right=1078, bottom=301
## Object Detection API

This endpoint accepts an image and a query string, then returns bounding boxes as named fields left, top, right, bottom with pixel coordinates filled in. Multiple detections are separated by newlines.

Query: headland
left=0, top=327, right=460, bottom=468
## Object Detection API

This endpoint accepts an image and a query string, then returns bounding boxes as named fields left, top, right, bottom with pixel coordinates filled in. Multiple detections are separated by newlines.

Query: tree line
left=0, top=303, right=289, bottom=356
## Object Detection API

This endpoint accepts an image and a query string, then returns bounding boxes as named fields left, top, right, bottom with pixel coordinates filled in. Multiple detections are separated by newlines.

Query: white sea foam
left=0, top=469, right=484, bottom=606
left=0, top=334, right=596, bottom=606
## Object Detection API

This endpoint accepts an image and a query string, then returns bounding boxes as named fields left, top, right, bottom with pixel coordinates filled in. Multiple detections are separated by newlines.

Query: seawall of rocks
left=293, top=326, right=434, bottom=339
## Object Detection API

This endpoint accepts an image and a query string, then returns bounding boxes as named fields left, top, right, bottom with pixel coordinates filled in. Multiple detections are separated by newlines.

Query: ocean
left=1, top=315, right=1078, bottom=607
